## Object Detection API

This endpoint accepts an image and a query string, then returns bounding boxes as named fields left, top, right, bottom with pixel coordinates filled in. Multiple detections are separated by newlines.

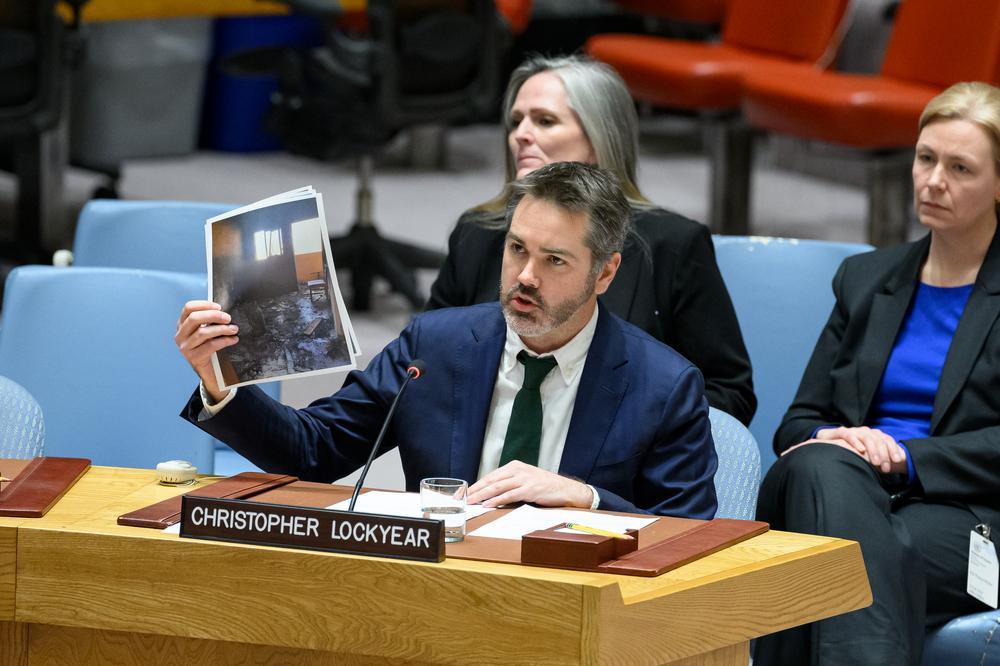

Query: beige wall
left=212, top=221, right=242, bottom=258
left=294, top=251, right=323, bottom=282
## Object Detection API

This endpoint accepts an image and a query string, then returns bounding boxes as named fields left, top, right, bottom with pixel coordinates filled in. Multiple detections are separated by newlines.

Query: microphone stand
left=347, top=361, right=423, bottom=511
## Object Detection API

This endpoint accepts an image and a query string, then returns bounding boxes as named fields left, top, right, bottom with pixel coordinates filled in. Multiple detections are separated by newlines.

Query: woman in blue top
left=756, top=81, right=1000, bottom=666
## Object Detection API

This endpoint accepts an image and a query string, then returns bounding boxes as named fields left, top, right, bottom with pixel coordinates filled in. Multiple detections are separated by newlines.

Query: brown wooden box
left=521, top=523, right=638, bottom=569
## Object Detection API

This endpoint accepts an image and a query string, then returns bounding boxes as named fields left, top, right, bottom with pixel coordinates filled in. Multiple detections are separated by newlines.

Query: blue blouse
left=868, top=282, right=974, bottom=481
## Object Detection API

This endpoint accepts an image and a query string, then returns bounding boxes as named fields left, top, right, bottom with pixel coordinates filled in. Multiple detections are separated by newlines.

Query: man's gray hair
left=505, top=162, right=631, bottom=269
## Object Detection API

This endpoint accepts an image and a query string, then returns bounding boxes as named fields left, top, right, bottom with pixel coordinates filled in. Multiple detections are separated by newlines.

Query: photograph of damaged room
left=209, top=196, right=352, bottom=388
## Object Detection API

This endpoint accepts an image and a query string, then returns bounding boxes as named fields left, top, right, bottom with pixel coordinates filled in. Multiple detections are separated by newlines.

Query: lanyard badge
left=969, top=523, right=998, bottom=608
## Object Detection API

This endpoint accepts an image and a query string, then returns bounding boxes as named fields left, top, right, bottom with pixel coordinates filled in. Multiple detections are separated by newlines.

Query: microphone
left=347, top=360, right=425, bottom=511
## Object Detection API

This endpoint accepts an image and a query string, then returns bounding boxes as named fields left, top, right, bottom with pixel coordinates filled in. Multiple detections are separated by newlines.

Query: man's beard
left=500, top=274, right=596, bottom=340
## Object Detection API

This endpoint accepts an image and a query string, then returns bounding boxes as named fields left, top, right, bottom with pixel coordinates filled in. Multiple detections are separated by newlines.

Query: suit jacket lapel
left=932, top=230, right=1000, bottom=431
left=451, top=305, right=505, bottom=482
left=855, top=239, right=927, bottom=422
left=559, top=303, right=629, bottom=480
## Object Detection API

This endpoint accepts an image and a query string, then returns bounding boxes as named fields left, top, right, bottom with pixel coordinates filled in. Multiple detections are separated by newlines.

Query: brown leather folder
left=117, top=472, right=298, bottom=528
left=595, top=518, right=769, bottom=576
left=0, top=456, right=91, bottom=518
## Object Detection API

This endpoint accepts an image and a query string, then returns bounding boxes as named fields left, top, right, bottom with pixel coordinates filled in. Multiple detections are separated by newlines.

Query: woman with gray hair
left=426, top=54, right=756, bottom=426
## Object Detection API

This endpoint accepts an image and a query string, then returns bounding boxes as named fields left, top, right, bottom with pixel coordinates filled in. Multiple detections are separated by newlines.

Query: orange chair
left=741, top=0, right=1000, bottom=246
left=495, top=0, right=532, bottom=35
left=586, top=0, right=851, bottom=234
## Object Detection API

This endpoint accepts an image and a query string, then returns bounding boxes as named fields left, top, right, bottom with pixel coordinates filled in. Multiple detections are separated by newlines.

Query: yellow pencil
left=564, top=522, right=635, bottom=540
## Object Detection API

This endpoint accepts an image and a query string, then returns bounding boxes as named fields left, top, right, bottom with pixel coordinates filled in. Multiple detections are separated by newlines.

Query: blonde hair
left=469, top=54, right=649, bottom=225
left=919, top=81, right=1000, bottom=218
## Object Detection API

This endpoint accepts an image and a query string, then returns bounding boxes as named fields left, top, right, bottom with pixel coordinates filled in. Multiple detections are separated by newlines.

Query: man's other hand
left=467, top=460, right=594, bottom=509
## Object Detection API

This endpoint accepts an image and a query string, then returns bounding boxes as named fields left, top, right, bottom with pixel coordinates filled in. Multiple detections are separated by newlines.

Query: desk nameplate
left=179, top=496, right=445, bottom=562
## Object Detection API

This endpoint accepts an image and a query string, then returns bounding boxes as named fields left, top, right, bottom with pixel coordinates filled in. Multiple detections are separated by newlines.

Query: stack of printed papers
left=206, top=186, right=360, bottom=389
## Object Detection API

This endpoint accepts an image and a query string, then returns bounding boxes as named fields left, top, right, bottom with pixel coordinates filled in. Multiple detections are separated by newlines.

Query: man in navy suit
left=175, top=162, right=718, bottom=518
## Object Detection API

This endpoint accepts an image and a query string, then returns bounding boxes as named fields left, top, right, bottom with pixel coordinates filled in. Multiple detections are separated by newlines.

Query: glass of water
left=420, top=477, right=467, bottom=543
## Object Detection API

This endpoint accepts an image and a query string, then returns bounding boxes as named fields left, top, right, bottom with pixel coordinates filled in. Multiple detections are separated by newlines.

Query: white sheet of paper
left=467, top=504, right=658, bottom=541
left=328, top=490, right=495, bottom=521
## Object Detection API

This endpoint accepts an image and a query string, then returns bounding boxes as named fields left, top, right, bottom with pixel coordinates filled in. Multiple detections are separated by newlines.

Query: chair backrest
left=0, top=266, right=213, bottom=471
left=371, top=0, right=502, bottom=128
left=723, top=0, right=850, bottom=65
left=882, top=0, right=1000, bottom=87
left=709, top=406, right=760, bottom=520
left=267, top=0, right=502, bottom=160
left=71, top=199, right=282, bottom=446
left=0, top=1, right=63, bottom=137
left=713, top=236, right=874, bottom=474
left=0, top=375, right=45, bottom=459
left=73, top=199, right=237, bottom=274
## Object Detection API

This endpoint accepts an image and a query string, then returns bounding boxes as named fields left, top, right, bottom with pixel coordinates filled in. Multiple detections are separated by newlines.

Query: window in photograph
left=292, top=219, right=322, bottom=254
left=254, top=229, right=283, bottom=260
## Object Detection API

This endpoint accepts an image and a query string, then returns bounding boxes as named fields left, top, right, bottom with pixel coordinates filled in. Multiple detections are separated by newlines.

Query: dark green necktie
left=499, top=351, right=558, bottom=467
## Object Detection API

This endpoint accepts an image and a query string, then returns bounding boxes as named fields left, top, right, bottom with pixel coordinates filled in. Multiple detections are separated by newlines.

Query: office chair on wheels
left=0, top=1, right=91, bottom=267
left=258, top=0, right=505, bottom=311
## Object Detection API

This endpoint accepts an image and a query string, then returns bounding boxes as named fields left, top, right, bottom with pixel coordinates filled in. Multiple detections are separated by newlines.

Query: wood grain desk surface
left=1, top=465, right=871, bottom=665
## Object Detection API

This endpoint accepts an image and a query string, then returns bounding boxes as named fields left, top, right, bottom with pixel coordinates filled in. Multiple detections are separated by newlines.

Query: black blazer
left=426, top=207, right=756, bottom=425
left=777, top=231, right=1000, bottom=526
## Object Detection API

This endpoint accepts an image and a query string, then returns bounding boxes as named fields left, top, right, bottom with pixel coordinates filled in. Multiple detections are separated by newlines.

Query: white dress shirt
left=478, top=307, right=600, bottom=508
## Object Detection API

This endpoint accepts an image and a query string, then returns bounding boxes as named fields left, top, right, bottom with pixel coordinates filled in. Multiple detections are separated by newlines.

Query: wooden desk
left=0, top=466, right=871, bottom=665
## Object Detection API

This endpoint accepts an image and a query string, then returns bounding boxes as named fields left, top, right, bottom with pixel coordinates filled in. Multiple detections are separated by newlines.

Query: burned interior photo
left=210, top=198, right=351, bottom=387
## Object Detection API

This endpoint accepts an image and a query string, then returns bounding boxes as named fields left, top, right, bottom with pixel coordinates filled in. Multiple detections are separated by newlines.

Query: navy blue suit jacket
left=183, top=302, right=718, bottom=518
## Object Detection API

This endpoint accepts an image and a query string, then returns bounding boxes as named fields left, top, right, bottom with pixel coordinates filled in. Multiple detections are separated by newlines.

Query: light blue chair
left=709, top=407, right=760, bottom=520
left=71, top=199, right=281, bottom=468
left=713, top=236, right=874, bottom=475
left=0, top=375, right=45, bottom=459
left=0, top=266, right=213, bottom=471
left=72, top=199, right=236, bottom=273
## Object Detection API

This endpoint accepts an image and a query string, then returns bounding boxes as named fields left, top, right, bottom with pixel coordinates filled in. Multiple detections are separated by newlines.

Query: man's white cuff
left=586, top=484, right=600, bottom=510
left=198, top=383, right=237, bottom=420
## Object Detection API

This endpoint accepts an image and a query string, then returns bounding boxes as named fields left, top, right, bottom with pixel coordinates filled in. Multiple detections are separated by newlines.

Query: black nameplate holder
left=179, top=495, right=445, bottom=562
